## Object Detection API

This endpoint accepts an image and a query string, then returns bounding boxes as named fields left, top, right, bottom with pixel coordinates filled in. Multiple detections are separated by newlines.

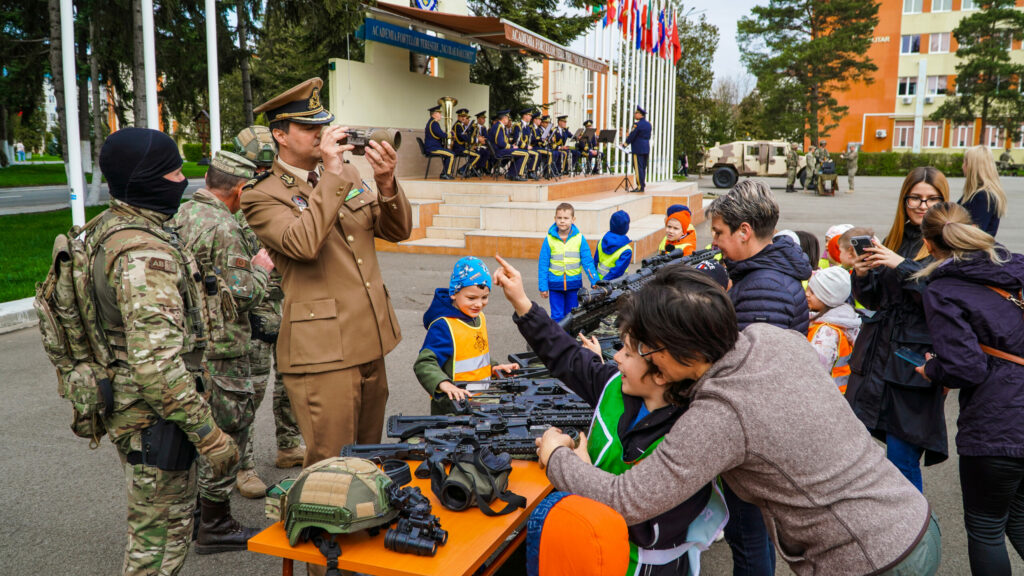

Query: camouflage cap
left=211, top=150, right=257, bottom=179
left=235, top=125, right=277, bottom=168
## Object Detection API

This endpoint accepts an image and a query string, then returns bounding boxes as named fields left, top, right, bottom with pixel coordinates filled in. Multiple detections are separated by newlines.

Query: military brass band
left=425, top=100, right=606, bottom=182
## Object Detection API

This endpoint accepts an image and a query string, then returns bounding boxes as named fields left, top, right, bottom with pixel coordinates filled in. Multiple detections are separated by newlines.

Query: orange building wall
left=829, top=0, right=902, bottom=153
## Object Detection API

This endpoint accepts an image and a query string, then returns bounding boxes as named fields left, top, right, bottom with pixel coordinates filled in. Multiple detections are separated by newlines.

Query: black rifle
left=450, top=377, right=569, bottom=396
left=387, top=408, right=592, bottom=441
left=340, top=431, right=544, bottom=477
left=558, top=247, right=720, bottom=335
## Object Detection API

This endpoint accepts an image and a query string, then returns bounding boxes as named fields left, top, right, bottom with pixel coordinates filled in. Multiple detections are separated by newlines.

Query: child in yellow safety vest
left=659, top=204, right=696, bottom=255
left=538, top=202, right=600, bottom=321
left=594, top=210, right=633, bottom=282
left=806, top=266, right=862, bottom=394
left=414, top=256, right=520, bottom=414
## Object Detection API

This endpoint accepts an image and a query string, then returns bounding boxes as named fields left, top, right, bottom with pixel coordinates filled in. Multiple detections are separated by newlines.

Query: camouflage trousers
left=197, top=357, right=255, bottom=502
left=786, top=166, right=797, bottom=187
left=122, top=460, right=197, bottom=576
left=241, top=340, right=301, bottom=470
left=848, top=168, right=857, bottom=191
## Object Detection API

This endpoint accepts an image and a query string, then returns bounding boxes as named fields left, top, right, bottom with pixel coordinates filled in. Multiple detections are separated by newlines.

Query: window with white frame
left=924, top=125, right=941, bottom=148
left=926, top=76, right=948, bottom=96
left=930, top=32, right=950, bottom=53
left=962, top=0, right=976, bottom=9
left=932, top=0, right=951, bottom=11
left=986, top=126, right=1004, bottom=148
left=898, top=77, right=918, bottom=96
left=901, top=35, right=921, bottom=54
left=904, top=0, right=923, bottom=13
left=894, top=125, right=914, bottom=148
left=955, top=125, right=973, bottom=147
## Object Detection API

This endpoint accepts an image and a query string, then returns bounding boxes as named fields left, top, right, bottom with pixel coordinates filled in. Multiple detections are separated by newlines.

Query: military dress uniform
left=488, top=111, right=529, bottom=180
left=450, top=109, right=481, bottom=176
left=424, top=105, right=455, bottom=179
left=625, top=106, right=652, bottom=192
left=472, top=111, right=492, bottom=171
left=241, top=78, right=413, bottom=467
left=577, top=119, right=599, bottom=174
left=530, top=119, right=553, bottom=177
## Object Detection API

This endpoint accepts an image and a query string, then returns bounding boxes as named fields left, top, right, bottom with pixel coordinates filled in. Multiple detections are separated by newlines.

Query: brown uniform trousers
left=240, top=160, right=412, bottom=466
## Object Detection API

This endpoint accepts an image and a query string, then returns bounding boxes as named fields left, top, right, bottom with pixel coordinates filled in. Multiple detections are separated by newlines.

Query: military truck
left=702, top=140, right=807, bottom=189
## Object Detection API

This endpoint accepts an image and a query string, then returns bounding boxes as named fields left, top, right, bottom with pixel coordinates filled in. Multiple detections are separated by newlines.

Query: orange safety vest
left=807, top=322, right=853, bottom=394
left=439, top=313, right=491, bottom=382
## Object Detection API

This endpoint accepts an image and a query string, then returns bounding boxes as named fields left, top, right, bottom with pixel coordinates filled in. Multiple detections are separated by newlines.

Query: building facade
left=832, top=0, right=1023, bottom=156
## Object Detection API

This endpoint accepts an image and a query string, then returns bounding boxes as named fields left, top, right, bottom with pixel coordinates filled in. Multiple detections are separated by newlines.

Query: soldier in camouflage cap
left=90, top=128, right=239, bottom=575
left=170, top=149, right=274, bottom=553
left=235, top=125, right=277, bottom=171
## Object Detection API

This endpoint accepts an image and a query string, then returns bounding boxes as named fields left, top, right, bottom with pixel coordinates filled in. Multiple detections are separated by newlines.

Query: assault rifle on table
left=387, top=408, right=592, bottom=441
left=450, top=377, right=569, bottom=396
left=558, top=247, right=720, bottom=335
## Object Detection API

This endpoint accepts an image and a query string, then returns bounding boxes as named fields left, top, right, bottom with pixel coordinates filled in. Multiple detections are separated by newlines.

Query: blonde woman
left=914, top=202, right=1024, bottom=575
left=846, top=166, right=950, bottom=492
left=961, top=145, right=1008, bottom=236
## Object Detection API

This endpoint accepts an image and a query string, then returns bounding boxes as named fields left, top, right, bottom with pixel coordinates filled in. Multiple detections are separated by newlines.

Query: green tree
left=0, top=0, right=48, bottom=165
left=738, top=0, right=879, bottom=142
left=467, top=0, right=593, bottom=114
left=673, top=11, right=718, bottom=169
left=930, top=0, right=1024, bottom=145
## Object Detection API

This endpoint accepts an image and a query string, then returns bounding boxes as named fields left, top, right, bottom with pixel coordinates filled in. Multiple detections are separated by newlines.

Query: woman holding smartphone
left=846, top=166, right=950, bottom=492
left=915, top=202, right=1024, bottom=575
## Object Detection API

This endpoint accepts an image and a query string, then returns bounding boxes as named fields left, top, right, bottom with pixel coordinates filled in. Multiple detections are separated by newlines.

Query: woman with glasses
left=960, top=145, right=1007, bottom=236
left=845, top=166, right=950, bottom=492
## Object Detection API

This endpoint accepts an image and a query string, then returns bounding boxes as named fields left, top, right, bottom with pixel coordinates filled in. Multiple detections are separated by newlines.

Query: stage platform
left=376, top=174, right=703, bottom=260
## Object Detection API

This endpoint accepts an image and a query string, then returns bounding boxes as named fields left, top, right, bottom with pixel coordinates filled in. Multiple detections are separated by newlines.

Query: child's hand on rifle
left=437, top=381, right=469, bottom=402
left=493, top=254, right=533, bottom=315
left=492, top=363, right=519, bottom=378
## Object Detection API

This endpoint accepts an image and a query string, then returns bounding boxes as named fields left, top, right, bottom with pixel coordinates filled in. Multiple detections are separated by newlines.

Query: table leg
left=283, top=558, right=293, bottom=576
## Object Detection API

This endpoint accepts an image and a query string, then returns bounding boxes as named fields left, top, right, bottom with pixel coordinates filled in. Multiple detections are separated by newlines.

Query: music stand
left=598, top=130, right=631, bottom=192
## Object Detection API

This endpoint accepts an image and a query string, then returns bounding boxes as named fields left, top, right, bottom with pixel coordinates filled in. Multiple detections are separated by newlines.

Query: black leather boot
left=194, top=497, right=259, bottom=554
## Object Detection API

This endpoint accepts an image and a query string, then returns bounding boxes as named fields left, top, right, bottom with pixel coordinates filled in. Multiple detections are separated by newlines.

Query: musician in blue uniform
left=577, top=119, right=600, bottom=175
left=450, top=108, right=481, bottom=177
left=472, top=110, right=491, bottom=172
left=424, top=104, right=456, bottom=180
left=487, top=109, right=529, bottom=181
left=550, top=116, right=572, bottom=176
left=531, top=114, right=553, bottom=178
left=624, top=105, right=651, bottom=192
left=511, top=108, right=539, bottom=179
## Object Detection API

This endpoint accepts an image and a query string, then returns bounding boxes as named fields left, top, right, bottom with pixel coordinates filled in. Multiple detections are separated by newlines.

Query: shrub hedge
left=182, top=143, right=204, bottom=162
left=827, top=151, right=964, bottom=177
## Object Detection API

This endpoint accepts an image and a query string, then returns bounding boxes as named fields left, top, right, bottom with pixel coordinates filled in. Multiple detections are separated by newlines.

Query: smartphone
left=850, top=235, right=873, bottom=256
left=895, top=347, right=927, bottom=367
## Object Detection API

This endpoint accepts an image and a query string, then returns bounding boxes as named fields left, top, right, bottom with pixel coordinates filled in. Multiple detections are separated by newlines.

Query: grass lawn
left=0, top=205, right=108, bottom=302
left=0, top=162, right=207, bottom=188
left=23, top=154, right=63, bottom=162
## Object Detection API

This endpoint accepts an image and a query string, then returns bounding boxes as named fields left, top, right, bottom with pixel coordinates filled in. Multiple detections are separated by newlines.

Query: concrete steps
left=438, top=204, right=481, bottom=217
left=432, top=214, right=481, bottom=228
left=426, top=226, right=475, bottom=240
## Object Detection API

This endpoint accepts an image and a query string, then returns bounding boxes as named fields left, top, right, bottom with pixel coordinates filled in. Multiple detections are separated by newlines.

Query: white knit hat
left=808, top=267, right=852, bottom=308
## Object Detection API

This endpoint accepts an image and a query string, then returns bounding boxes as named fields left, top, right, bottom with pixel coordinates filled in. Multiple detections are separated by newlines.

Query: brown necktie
left=307, top=170, right=319, bottom=187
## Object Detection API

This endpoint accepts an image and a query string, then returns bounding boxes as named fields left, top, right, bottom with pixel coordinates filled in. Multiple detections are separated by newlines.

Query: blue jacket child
left=594, top=210, right=633, bottom=282
left=538, top=205, right=599, bottom=321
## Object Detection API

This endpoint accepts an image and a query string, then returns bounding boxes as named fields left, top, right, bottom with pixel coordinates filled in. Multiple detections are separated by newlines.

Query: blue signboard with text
left=356, top=18, right=478, bottom=65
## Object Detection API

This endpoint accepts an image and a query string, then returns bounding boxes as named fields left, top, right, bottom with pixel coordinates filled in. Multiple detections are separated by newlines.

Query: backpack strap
left=979, top=285, right=1024, bottom=366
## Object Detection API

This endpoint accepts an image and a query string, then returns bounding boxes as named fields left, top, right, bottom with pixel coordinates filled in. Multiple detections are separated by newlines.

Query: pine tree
left=737, top=0, right=879, bottom=142
left=672, top=11, right=718, bottom=168
left=930, top=0, right=1024, bottom=145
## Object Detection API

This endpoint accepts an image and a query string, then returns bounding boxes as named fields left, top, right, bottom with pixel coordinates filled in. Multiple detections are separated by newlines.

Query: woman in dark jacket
left=915, top=202, right=1024, bottom=575
left=847, top=166, right=949, bottom=492
left=959, top=145, right=1007, bottom=236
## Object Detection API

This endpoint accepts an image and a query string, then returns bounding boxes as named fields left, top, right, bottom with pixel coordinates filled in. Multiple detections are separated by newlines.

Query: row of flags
left=594, top=0, right=682, bottom=63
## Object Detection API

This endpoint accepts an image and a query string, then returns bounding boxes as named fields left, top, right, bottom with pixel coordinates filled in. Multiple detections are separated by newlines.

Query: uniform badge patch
left=344, top=188, right=363, bottom=202
left=281, top=173, right=296, bottom=186
left=292, top=195, right=308, bottom=211
left=147, top=257, right=177, bottom=273
left=230, top=256, right=251, bottom=270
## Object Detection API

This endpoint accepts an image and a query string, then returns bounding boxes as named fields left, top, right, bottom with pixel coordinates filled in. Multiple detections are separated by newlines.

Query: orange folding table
left=248, top=460, right=553, bottom=576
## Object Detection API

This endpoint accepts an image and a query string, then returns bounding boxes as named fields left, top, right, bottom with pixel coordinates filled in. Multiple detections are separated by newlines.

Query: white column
left=141, top=0, right=158, bottom=128
left=205, top=0, right=221, bottom=153
left=60, top=0, right=86, bottom=225
left=912, top=58, right=927, bottom=153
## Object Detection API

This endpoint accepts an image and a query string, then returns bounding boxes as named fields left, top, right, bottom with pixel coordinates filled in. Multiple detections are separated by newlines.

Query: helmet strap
left=313, top=533, right=342, bottom=576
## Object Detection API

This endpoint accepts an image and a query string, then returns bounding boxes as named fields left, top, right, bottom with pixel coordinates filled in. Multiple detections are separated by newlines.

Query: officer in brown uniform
left=240, top=77, right=413, bottom=467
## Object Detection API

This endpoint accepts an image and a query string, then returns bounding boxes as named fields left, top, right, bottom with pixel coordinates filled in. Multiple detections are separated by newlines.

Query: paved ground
left=0, top=179, right=205, bottom=215
left=2, top=175, right=1023, bottom=574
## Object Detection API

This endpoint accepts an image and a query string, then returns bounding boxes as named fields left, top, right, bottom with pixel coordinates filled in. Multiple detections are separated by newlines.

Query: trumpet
left=343, top=129, right=402, bottom=156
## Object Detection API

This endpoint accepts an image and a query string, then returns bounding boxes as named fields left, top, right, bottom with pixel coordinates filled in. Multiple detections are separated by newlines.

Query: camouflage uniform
left=785, top=145, right=800, bottom=191
left=804, top=147, right=818, bottom=191
left=88, top=199, right=219, bottom=575
left=842, top=146, right=858, bottom=192
left=170, top=189, right=269, bottom=502
left=235, top=211, right=302, bottom=466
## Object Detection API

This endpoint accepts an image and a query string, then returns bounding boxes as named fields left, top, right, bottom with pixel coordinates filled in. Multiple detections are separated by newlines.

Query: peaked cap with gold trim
left=255, top=77, right=335, bottom=125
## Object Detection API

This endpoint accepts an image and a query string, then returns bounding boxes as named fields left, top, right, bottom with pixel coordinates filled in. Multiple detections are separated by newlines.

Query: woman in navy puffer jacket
left=916, top=202, right=1024, bottom=576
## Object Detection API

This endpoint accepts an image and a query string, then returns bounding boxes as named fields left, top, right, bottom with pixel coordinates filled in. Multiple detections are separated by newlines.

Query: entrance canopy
left=366, top=3, right=609, bottom=74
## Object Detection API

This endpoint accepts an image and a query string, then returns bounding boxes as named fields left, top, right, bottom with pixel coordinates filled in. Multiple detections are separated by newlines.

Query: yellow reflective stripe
left=597, top=244, right=630, bottom=278
left=548, top=234, right=583, bottom=276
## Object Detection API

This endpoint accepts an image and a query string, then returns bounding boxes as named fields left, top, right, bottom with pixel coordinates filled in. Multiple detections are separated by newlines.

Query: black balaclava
left=99, top=127, right=187, bottom=215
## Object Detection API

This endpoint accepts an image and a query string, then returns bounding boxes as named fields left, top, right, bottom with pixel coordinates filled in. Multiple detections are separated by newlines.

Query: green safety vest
left=547, top=233, right=583, bottom=278
left=596, top=244, right=631, bottom=280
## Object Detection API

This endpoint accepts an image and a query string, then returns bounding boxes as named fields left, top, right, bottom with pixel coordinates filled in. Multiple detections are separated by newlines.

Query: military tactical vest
left=34, top=203, right=209, bottom=447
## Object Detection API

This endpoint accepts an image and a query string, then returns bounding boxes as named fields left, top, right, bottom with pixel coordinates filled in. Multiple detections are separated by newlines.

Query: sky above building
left=687, top=0, right=763, bottom=87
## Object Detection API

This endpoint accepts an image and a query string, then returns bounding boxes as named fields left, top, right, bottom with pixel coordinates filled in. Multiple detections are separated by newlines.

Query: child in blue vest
left=594, top=210, right=633, bottom=282
left=538, top=202, right=599, bottom=321
left=414, top=257, right=519, bottom=414
left=496, top=255, right=726, bottom=576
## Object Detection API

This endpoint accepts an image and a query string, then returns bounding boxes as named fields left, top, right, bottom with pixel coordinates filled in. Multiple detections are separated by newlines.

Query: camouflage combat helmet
left=281, top=457, right=400, bottom=546
left=235, top=125, right=277, bottom=168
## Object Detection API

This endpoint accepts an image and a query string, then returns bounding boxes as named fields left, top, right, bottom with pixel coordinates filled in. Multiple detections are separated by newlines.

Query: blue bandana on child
left=449, top=256, right=492, bottom=298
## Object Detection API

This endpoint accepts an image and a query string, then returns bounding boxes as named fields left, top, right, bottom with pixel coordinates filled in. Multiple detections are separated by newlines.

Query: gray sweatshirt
left=548, top=323, right=930, bottom=575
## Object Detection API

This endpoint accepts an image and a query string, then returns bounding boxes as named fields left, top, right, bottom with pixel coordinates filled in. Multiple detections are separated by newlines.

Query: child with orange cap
left=823, top=223, right=854, bottom=268
left=659, top=204, right=697, bottom=255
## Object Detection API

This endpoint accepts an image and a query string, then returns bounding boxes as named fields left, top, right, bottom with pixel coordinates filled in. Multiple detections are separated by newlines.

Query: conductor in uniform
left=240, top=77, right=413, bottom=468
left=424, top=104, right=456, bottom=180
left=625, top=105, right=652, bottom=192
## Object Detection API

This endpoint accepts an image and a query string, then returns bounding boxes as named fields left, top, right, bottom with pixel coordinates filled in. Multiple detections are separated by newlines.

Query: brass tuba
left=438, top=96, right=458, bottom=146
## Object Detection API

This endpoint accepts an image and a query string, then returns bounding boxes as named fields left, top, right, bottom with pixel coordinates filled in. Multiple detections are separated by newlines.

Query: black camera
left=343, top=129, right=402, bottom=156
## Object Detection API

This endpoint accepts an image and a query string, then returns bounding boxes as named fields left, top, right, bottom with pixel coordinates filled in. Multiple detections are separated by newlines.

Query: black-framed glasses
left=637, top=342, right=665, bottom=358
left=905, top=195, right=943, bottom=208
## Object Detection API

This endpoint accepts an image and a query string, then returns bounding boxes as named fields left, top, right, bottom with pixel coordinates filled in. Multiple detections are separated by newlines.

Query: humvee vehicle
left=702, top=140, right=807, bottom=189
